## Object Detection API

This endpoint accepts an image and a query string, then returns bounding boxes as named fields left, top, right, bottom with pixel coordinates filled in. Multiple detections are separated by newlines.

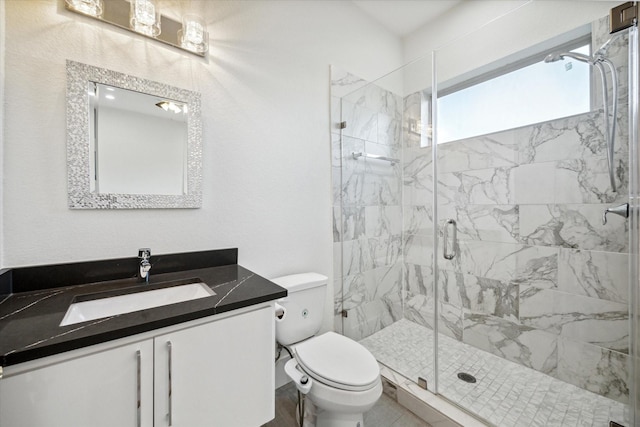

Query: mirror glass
left=67, top=60, right=202, bottom=209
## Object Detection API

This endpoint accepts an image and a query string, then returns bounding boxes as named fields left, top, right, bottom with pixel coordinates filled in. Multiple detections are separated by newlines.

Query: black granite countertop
left=0, top=250, right=287, bottom=367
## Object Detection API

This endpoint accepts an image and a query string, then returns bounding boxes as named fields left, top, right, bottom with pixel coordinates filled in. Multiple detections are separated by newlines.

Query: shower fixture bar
left=351, top=151, right=399, bottom=165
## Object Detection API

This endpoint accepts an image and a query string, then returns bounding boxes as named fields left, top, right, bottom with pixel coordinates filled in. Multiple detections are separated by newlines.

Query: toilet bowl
left=286, top=332, right=382, bottom=426
left=271, top=273, right=382, bottom=427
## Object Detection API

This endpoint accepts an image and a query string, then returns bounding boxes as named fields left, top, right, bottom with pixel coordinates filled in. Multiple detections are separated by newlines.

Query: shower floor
left=359, top=319, right=628, bottom=427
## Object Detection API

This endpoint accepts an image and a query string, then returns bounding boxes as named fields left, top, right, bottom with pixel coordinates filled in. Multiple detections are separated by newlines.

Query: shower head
left=544, top=51, right=594, bottom=64
left=544, top=52, right=564, bottom=63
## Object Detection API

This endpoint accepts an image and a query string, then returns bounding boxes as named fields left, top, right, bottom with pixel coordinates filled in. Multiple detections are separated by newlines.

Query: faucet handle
left=138, top=248, right=151, bottom=259
left=602, top=203, right=629, bottom=225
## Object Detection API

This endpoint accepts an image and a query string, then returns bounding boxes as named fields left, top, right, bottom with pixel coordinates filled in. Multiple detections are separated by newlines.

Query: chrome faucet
left=138, top=248, right=151, bottom=283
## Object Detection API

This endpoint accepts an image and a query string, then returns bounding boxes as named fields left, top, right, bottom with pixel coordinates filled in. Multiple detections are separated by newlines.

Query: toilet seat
left=293, top=332, right=380, bottom=392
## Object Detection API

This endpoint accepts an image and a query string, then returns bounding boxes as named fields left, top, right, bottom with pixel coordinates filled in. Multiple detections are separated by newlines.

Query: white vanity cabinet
left=0, top=303, right=275, bottom=427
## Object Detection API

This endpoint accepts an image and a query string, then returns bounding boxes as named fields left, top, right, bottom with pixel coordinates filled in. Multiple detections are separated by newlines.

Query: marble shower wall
left=403, top=17, right=631, bottom=403
left=331, top=67, right=404, bottom=341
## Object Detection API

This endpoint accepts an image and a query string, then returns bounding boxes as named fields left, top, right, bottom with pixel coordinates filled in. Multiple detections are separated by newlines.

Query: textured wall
left=1, top=1, right=404, bottom=332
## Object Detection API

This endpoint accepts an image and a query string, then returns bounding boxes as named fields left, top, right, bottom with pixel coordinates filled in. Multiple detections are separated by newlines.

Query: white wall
left=402, top=0, right=615, bottom=95
left=1, top=1, right=403, bottom=331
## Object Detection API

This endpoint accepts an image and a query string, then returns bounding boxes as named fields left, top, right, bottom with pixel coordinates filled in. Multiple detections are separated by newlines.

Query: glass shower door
left=434, top=7, right=633, bottom=427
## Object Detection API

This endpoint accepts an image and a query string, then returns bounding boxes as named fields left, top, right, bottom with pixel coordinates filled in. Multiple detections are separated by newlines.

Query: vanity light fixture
left=178, top=14, right=209, bottom=55
left=64, top=0, right=209, bottom=57
left=130, top=0, right=161, bottom=37
left=65, top=0, right=103, bottom=18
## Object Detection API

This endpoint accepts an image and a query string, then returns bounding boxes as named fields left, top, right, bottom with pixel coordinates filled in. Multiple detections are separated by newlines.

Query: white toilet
left=271, top=273, right=382, bottom=427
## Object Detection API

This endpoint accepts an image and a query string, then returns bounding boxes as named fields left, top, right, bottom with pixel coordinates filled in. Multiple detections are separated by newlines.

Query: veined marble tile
left=437, top=130, right=518, bottom=173
left=330, top=66, right=368, bottom=98
left=441, top=271, right=518, bottom=321
left=342, top=295, right=402, bottom=341
left=446, top=240, right=558, bottom=289
left=362, top=143, right=401, bottom=206
left=439, top=204, right=519, bottom=244
left=403, top=205, right=433, bottom=236
left=593, top=16, right=630, bottom=110
left=557, top=337, right=629, bottom=403
left=363, top=263, right=403, bottom=302
left=333, top=277, right=343, bottom=315
left=513, top=162, right=556, bottom=204
left=336, top=206, right=365, bottom=242
left=378, top=112, right=401, bottom=146
left=405, top=262, right=434, bottom=298
left=519, top=204, right=628, bottom=252
left=339, top=136, right=365, bottom=207
left=368, top=235, right=403, bottom=269
left=519, top=286, right=628, bottom=352
left=437, top=166, right=516, bottom=209
left=332, top=207, right=341, bottom=242
left=333, top=241, right=342, bottom=280
left=332, top=165, right=341, bottom=206
left=403, top=91, right=422, bottom=148
left=404, top=234, right=434, bottom=267
left=341, top=80, right=402, bottom=118
left=341, top=237, right=372, bottom=276
left=403, top=146, right=433, bottom=207
left=362, top=174, right=401, bottom=206
left=518, top=111, right=602, bottom=164
left=555, top=157, right=625, bottom=204
left=342, top=273, right=366, bottom=310
left=365, top=205, right=402, bottom=239
left=463, top=312, right=558, bottom=374
left=331, top=132, right=341, bottom=167
left=558, top=248, right=628, bottom=303
left=342, top=99, right=378, bottom=142
left=404, top=293, right=463, bottom=341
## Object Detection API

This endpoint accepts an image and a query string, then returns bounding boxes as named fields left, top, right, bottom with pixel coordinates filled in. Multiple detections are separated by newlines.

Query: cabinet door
left=0, top=339, right=154, bottom=427
left=154, top=305, right=275, bottom=427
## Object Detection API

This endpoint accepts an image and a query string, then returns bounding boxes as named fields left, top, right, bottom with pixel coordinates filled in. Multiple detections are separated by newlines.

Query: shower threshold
left=359, top=319, right=628, bottom=427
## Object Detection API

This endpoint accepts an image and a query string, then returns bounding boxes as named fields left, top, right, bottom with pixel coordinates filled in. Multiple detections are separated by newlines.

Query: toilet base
left=297, top=400, right=365, bottom=427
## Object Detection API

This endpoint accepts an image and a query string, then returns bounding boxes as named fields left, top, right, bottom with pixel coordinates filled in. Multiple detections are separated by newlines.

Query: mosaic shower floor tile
left=359, top=319, right=628, bottom=427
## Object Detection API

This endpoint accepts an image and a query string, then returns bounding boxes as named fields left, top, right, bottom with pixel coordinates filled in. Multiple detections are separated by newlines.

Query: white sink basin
left=60, top=282, right=215, bottom=326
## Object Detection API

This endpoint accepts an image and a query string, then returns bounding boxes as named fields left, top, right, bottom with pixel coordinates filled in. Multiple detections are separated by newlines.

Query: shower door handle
left=602, top=203, right=629, bottom=224
left=443, top=219, right=457, bottom=260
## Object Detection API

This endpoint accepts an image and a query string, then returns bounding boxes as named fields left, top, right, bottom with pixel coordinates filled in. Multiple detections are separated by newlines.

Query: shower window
left=438, top=41, right=591, bottom=143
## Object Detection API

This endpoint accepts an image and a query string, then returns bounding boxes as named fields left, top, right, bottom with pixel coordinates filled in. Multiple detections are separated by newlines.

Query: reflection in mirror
left=67, top=60, right=202, bottom=209
left=89, top=83, right=188, bottom=196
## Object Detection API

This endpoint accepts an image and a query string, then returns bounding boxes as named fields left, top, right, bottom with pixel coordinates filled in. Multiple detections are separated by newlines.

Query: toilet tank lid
left=270, top=272, right=327, bottom=292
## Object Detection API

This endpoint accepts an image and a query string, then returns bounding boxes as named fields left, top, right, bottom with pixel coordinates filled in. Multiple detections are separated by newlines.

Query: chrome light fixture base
left=64, top=0, right=208, bottom=57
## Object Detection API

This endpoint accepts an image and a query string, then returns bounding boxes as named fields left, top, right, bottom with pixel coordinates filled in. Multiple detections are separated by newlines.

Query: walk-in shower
left=332, top=4, right=638, bottom=427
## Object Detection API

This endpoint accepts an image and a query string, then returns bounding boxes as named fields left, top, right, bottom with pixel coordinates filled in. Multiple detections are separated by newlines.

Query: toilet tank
left=271, top=273, right=327, bottom=346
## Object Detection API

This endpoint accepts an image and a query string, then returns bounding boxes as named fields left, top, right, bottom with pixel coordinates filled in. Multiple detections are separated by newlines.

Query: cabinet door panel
left=0, top=340, right=154, bottom=427
left=154, top=305, right=275, bottom=427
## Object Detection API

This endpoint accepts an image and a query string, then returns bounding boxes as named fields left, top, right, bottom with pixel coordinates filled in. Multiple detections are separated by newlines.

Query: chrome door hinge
left=339, top=121, right=347, bottom=129
left=418, top=377, right=428, bottom=390
left=341, top=309, right=348, bottom=318
left=610, top=2, right=638, bottom=34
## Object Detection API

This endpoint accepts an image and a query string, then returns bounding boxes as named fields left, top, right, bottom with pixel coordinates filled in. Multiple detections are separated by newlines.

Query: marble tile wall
left=402, top=17, right=630, bottom=403
left=331, top=67, right=404, bottom=340
left=332, top=16, right=630, bottom=405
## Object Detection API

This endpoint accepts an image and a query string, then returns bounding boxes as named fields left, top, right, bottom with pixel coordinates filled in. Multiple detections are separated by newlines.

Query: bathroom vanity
left=0, top=249, right=286, bottom=427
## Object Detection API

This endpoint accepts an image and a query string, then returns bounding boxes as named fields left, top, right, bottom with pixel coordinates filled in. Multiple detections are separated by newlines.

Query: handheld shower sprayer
left=544, top=45, right=618, bottom=192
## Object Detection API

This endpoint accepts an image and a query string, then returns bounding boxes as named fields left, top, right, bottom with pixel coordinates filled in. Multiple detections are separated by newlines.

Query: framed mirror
left=66, top=60, right=202, bottom=209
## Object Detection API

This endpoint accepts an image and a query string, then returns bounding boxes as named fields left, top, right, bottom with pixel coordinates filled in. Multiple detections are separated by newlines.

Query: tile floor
left=262, top=381, right=432, bottom=427
left=359, top=319, right=629, bottom=427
